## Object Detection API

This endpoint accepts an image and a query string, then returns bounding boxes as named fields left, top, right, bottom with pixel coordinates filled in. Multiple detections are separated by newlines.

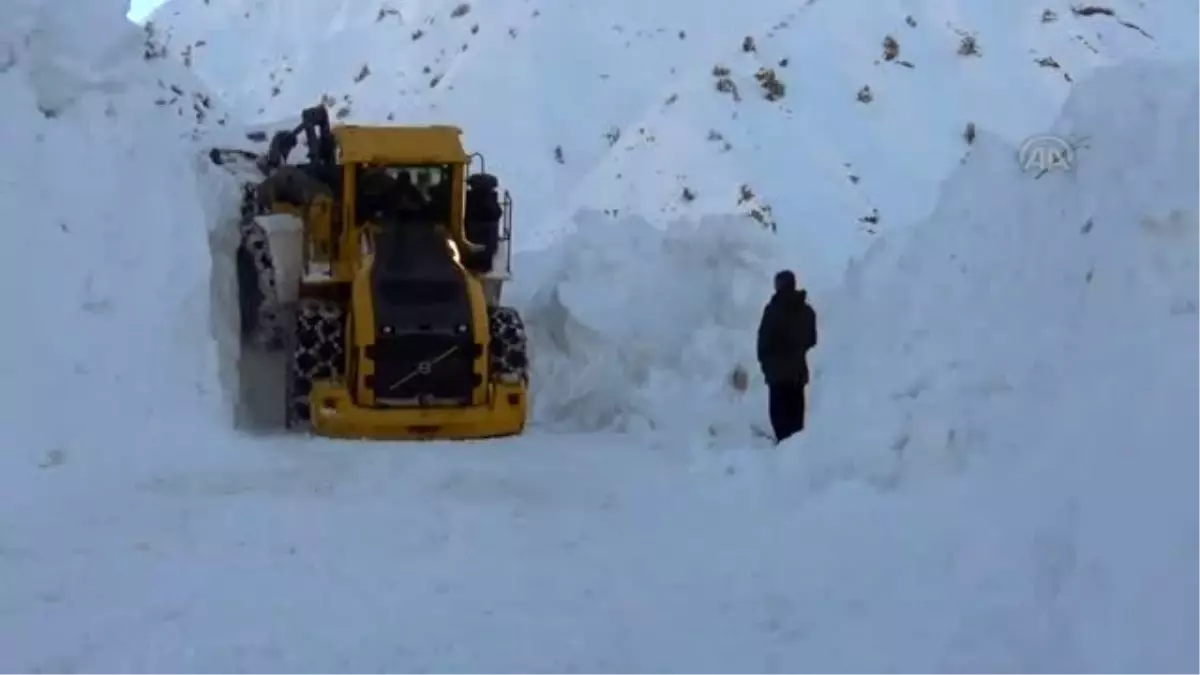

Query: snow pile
left=794, top=59, right=1198, bottom=486
left=549, top=58, right=1200, bottom=671
left=0, top=0, right=234, bottom=477
left=513, top=211, right=781, bottom=441
left=151, top=0, right=1197, bottom=284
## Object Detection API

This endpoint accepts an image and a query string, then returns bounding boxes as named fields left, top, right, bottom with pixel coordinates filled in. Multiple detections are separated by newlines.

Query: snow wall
left=511, top=211, right=785, bottom=444
left=1, top=0, right=232, bottom=473
left=791, top=58, right=1198, bottom=482
left=762, top=59, right=1197, bottom=671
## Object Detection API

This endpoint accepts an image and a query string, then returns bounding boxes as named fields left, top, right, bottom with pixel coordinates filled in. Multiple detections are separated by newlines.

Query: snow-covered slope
left=151, top=0, right=1196, bottom=284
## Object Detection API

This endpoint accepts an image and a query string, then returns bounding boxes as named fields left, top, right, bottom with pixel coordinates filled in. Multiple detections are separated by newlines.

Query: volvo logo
left=388, top=345, right=460, bottom=392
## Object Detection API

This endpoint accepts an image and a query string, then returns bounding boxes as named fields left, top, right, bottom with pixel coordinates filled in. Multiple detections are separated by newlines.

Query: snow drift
left=0, top=0, right=233, bottom=482
left=793, top=59, right=1198, bottom=485
left=513, top=211, right=782, bottom=443
left=767, top=59, right=1198, bottom=670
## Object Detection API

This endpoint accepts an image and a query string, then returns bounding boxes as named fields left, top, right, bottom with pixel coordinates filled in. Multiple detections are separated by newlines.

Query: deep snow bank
left=771, top=59, right=1198, bottom=670
left=0, top=0, right=231, bottom=480
left=787, top=60, right=1200, bottom=492
left=512, top=211, right=784, bottom=443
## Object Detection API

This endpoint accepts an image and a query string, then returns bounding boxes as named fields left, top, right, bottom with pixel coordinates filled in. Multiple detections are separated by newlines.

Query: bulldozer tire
left=237, top=220, right=286, bottom=350
left=488, top=306, right=528, bottom=382
left=285, top=299, right=346, bottom=429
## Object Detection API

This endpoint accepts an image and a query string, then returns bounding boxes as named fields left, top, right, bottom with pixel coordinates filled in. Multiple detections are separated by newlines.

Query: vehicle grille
left=370, top=333, right=475, bottom=404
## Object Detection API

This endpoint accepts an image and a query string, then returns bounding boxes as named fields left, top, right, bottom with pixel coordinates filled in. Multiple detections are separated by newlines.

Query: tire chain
left=489, top=307, right=529, bottom=379
left=288, top=300, right=346, bottom=425
left=293, top=300, right=346, bottom=380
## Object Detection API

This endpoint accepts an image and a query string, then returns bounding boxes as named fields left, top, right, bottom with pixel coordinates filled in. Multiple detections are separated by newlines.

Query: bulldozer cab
left=331, top=124, right=512, bottom=274
left=248, top=117, right=514, bottom=303
left=341, top=158, right=512, bottom=287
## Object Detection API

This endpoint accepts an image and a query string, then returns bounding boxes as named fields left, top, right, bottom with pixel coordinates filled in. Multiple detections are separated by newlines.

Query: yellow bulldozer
left=217, top=106, right=529, bottom=440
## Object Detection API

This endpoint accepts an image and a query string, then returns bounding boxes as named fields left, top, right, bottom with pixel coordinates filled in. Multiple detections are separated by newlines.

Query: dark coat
left=756, top=288, right=818, bottom=385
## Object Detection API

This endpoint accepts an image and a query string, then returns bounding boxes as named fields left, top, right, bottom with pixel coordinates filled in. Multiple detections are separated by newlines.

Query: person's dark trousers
left=768, top=379, right=807, bottom=443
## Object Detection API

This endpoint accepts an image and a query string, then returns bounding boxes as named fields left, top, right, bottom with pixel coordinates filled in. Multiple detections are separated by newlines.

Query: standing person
left=756, top=270, right=818, bottom=443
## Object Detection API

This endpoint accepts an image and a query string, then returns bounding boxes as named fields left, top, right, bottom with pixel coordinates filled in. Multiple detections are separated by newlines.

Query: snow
left=515, top=211, right=782, bottom=440
left=0, top=0, right=230, bottom=457
left=147, top=0, right=1197, bottom=285
left=0, top=0, right=1196, bottom=671
left=784, top=61, right=1200, bottom=671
